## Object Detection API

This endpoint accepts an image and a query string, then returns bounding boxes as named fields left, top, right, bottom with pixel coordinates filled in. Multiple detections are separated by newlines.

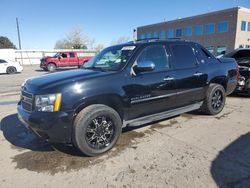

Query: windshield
left=53, top=53, right=60, bottom=58
left=82, top=45, right=136, bottom=71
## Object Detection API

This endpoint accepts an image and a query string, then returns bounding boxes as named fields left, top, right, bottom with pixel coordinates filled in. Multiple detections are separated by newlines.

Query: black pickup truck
left=17, top=39, right=238, bottom=156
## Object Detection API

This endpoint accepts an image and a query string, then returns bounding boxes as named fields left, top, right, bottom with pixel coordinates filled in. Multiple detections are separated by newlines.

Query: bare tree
left=54, top=26, right=89, bottom=49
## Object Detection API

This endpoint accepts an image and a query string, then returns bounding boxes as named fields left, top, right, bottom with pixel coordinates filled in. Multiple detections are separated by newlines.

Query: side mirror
left=133, top=61, right=155, bottom=74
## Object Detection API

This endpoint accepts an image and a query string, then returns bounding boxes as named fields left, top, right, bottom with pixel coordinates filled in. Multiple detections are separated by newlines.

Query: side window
left=61, top=53, right=67, bottom=58
left=171, top=44, right=197, bottom=69
left=0, top=59, right=7, bottom=63
left=136, top=45, right=169, bottom=72
left=69, top=53, right=75, bottom=58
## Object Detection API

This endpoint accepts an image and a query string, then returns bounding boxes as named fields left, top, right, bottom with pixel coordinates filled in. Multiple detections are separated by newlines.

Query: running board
left=123, top=102, right=203, bottom=128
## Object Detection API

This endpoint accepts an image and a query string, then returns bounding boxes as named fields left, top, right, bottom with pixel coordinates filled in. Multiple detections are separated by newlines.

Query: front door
left=124, top=44, right=176, bottom=120
left=59, top=53, right=69, bottom=67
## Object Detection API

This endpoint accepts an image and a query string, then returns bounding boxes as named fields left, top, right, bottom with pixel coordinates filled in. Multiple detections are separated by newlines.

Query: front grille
left=21, top=90, right=34, bottom=111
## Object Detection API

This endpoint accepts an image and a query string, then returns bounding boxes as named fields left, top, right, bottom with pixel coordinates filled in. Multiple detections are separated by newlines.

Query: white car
left=0, top=59, right=23, bottom=74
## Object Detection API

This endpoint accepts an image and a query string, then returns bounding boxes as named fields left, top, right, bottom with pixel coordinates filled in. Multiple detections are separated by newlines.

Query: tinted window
left=140, top=34, right=145, bottom=40
left=146, top=33, right=151, bottom=39
left=205, top=23, right=215, bottom=34
left=159, top=31, right=165, bottom=39
left=176, top=28, right=182, bottom=37
left=69, top=53, right=75, bottom=58
left=153, top=32, right=158, bottom=38
left=248, top=22, right=250, bottom=31
left=241, top=21, right=246, bottom=31
left=167, top=29, right=174, bottom=38
left=137, top=45, right=169, bottom=71
left=195, top=25, right=203, bottom=36
left=218, top=21, right=229, bottom=33
left=184, top=27, right=192, bottom=36
left=171, top=44, right=197, bottom=69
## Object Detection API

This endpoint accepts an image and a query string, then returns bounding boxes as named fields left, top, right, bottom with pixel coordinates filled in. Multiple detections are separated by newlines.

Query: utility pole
left=16, top=17, right=23, bottom=65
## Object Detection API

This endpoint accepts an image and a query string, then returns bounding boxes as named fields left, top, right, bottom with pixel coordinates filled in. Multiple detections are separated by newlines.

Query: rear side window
left=137, top=45, right=169, bottom=71
left=69, top=53, right=75, bottom=58
left=171, top=44, right=197, bottom=69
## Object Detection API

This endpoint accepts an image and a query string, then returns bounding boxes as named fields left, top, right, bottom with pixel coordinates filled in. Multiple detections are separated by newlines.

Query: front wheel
left=73, top=104, right=122, bottom=156
left=47, top=63, right=56, bottom=72
left=201, top=84, right=226, bottom=115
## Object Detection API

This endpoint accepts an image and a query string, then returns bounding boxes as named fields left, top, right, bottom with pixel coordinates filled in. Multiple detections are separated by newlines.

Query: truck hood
left=25, top=69, right=111, bottom=92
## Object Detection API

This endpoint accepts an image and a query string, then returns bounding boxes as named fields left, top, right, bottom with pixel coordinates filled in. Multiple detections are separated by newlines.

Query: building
left=137, top=6, right=250, bottom=55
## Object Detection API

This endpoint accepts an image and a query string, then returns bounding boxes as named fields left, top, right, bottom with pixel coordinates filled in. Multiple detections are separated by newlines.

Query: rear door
left=124, top=44, right=176, bottom=120
left=169, top=43, right=206, bottom=108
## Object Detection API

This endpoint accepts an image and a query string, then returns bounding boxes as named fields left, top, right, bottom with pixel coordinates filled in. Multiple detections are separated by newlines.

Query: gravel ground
left=0, top=66, right=249, bottom=188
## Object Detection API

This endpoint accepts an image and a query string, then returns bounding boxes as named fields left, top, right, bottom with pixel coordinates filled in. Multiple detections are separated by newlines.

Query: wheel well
left=47, top=62, right=57, bottom=67
left=210, top=79, right=227, bottom=92
left=74, top=98, right=124, bottom=122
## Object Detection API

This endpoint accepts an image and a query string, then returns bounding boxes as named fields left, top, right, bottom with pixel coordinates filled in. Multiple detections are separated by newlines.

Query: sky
left=0, top=0, right=250, bottom=49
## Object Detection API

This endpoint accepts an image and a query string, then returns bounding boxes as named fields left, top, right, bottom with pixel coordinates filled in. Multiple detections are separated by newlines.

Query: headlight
left=35, top=93, right=61, bottom=112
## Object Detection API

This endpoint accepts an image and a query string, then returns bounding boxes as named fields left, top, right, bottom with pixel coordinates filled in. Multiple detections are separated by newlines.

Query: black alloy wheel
left=86, top=116, right=115, bottom=149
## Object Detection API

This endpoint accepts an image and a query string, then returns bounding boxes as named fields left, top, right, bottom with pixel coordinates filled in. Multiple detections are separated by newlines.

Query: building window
left=217, top=46, right=227, bottom=55
left=239, top=44, right=244, bottom=48
left=218, top=21, right=229, bottom=33
left=159, top=31, right=166, bottom=39
left=195, top=25, right=203, bottom=36
left=184, top=27, right=192, bottom=36
left=146, top=32, right=151, bottom=39
left=176, top=28, right=182, bottom=37
left=153, top=32, right=158, bottom=38
left=241, top=21, right=246, bottom=31
left=248, top=22, right=250, bottom=31
left=167, top=29, right=174, bottom=38
left=206, top=46, right=214, bottom=54
left=140, top=34, right=145, bottom=40
left=205, top=23, right=215, bottom=34
left=246, top=45, right=250, bottom=48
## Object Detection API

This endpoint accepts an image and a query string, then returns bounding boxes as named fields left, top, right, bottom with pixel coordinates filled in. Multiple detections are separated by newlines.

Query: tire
left=201, top=84, right=226, bottom=115
left=6, top=66, right=17, bottom=74
left=47, top=63, right=56, bottom=72
left=73, top=104, right=122, bottom=156
left=42, top=68, right=48, bottom=71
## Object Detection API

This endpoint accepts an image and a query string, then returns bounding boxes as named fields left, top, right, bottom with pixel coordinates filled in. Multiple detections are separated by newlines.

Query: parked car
left=18, top=39, right=238, bottom=156
left=0, top=59, right=23, bottom=74
left=224, top=48, right=250, bottom=95
left=40, top=52, right=92, bottom=72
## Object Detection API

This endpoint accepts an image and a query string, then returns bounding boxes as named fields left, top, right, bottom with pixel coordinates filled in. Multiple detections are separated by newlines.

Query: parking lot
left=0, top=66, right=249, bottom=188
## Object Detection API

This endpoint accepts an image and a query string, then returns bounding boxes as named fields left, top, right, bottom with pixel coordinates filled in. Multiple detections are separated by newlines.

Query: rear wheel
left=47, top=63, right=56, bottom=72
left=201, top=84, right=226, bottom=115
left=73, top=104, right=122, bottom=156
left=6, top=66, right=17, bottom=74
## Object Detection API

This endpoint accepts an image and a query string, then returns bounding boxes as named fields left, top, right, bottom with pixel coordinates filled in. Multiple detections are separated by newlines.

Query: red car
left=40, top=52, right=92, bottom=71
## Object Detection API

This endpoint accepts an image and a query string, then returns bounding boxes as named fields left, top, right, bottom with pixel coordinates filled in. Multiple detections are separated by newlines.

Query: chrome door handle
left=194, top=72, right=203, bottom=76
left=163, top=77, right=175, bottom=81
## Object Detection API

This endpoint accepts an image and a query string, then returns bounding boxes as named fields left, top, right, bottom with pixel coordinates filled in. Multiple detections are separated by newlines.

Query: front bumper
left=17, top=103, right=74, bottom=143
